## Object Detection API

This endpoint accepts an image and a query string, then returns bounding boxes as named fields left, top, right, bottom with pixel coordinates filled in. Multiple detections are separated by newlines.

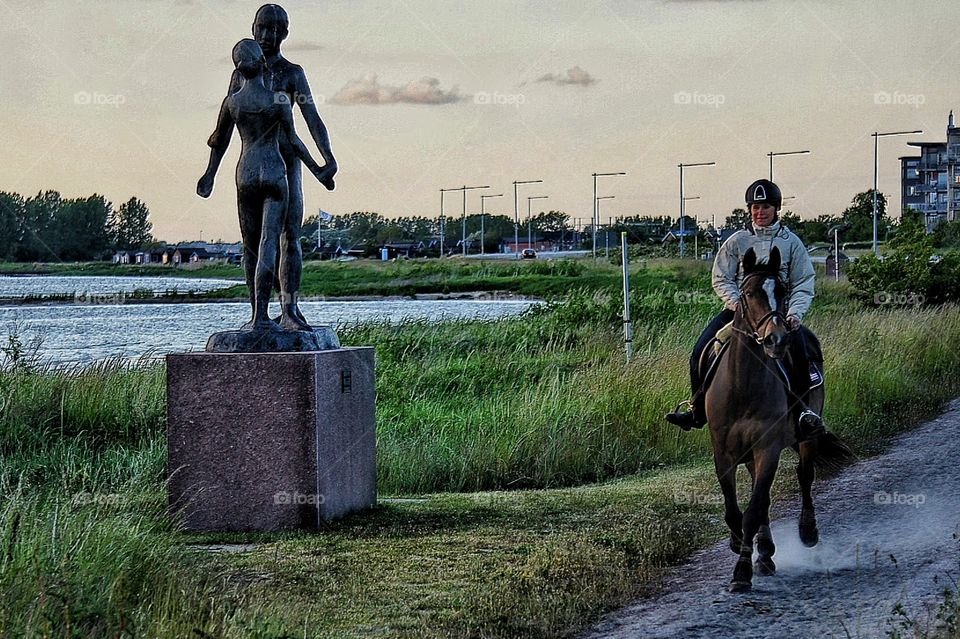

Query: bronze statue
left=198, top=3, right=337, bottom=333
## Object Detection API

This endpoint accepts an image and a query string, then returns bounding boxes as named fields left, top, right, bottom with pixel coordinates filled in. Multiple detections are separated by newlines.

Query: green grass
left=0, top=260, right=243, bottom=279
left=4, top=260, right=960, bottom=637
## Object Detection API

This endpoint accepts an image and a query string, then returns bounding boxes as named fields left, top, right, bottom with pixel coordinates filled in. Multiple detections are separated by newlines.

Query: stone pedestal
left=166, top=348, right=376, bottom=532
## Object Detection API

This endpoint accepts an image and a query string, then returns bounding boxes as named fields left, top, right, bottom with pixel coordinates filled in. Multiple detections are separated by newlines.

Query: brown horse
left=705, top=246, right=853, bottom=593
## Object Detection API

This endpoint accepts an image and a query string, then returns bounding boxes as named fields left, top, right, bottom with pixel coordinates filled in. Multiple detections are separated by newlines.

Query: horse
left=705, top=246, right=853, bottom=593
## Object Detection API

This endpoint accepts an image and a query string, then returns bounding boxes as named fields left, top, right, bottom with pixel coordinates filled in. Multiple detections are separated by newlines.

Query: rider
left=665, top=178, right=823, bottom=437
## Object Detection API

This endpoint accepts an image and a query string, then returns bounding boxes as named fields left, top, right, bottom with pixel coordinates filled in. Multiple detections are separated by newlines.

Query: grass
left=3, top=260, right=960, bottom=636
left=0, top=260, right=243, bottom=279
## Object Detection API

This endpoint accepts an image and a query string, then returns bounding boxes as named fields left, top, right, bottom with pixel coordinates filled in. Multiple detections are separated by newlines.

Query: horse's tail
left=812, top=431, right=857, bottom=474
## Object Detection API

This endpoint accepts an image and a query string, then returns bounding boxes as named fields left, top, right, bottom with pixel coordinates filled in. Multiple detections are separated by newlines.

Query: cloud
left=283, top=41, right=324, bottom=53
left=330, top=74, right=463, bottom=105
left=535, top=66, right=597, bottom=87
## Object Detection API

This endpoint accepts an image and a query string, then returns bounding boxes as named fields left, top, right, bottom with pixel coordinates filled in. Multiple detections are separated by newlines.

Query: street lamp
left=767, top=149, right=810, bottom=182
left=683, top=196, right=700, bottom=258
left=872, top=129, right=923, bottom=256
left=597, top=196, right=615, bottom=258
left=527, top=195, right=549, bottom=248
left=513, top=180, right=543, bottom=257
left=593, top=172, right=626, bottom=259
left=442, top=185, right=490, bottom=256
left=480, top=193, right=503, bottom=256
left=678, top=162, right=715, bottom=258
left=828, top=223, right=853, bottom=282
left=439, top=188, right=459, bottom=256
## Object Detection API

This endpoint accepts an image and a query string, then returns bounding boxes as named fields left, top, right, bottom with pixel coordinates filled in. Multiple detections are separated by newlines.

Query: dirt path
left=584, top=400, right=960, bottom=639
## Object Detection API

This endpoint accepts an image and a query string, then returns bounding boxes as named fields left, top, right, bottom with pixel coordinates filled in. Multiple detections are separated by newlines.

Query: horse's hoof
left=754, top=558, right=776, bottom=576
left=799, top=525, right=819, bottom=547
left=729, top=580, right=752, bottom=593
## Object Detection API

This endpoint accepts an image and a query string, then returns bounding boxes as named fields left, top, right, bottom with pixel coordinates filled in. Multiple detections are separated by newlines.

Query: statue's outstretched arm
left=294, top=69, right=337, bottom=175
left=279, top=98, right=334, bottom=191
left=197, top=97, right=235, bottom=198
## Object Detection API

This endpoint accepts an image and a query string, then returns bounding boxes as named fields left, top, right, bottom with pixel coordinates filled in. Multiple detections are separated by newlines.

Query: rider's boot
left=665, top=395, right=707, bottom=431
left=797, top=408, right=826, bottom=442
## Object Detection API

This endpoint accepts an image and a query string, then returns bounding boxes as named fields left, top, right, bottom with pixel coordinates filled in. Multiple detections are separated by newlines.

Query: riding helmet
left=744, top=179, right=782, bottom=211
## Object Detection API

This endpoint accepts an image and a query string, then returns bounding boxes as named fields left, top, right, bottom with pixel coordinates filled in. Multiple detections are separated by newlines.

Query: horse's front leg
left=713, top=452, right=742, bottom=555
left=731, top=446, right=781, bottom=593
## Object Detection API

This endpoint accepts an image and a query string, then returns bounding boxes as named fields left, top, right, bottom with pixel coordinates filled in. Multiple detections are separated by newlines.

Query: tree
left=55, top=195, right=112, bottom=260
left=840, top=190, right=887, bottom=243
left=17, top=191, right=61, bottom=261
left=109, top=197, right=153, bottom=250
left=530, top=210, right=569, bottom=233
left=931, top=219, right=960, bottom=249
left=725, top=208, right=750, bottom=230
left=0, top=192, right=24, bottom=261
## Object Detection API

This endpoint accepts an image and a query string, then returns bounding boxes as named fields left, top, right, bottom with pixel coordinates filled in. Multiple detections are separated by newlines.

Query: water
left=0, top=275, right=238, bottom=299
left=0, top=299, right=536, bottom=365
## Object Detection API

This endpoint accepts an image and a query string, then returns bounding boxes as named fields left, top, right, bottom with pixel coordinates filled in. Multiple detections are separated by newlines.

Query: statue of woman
left=197, top=38, right=334, bottom=332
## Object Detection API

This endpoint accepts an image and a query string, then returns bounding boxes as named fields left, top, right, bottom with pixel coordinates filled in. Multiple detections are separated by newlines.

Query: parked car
left=521, top=248, right=537, bottom=259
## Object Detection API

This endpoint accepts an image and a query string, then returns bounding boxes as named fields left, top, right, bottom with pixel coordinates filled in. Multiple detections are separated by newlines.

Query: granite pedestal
left=166, top=348, right=376, bottom=532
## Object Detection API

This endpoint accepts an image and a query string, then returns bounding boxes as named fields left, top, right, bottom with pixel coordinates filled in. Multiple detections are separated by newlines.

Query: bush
left=847, top=221, right=960, bottom=304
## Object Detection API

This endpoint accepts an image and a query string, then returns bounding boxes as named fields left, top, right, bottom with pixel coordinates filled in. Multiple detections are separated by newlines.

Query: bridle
left=732, top=271, right=787, bottom=346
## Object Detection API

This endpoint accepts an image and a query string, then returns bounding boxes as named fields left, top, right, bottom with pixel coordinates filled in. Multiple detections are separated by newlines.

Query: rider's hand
left=786, top=315, right=801, bottom=331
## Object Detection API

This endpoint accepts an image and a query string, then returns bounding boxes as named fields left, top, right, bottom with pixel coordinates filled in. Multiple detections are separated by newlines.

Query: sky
left=0, top=0, right=957, bottom=242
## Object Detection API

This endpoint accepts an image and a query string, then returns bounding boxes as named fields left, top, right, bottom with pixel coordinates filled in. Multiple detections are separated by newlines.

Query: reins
left=732, top=272, right=788, bottom=345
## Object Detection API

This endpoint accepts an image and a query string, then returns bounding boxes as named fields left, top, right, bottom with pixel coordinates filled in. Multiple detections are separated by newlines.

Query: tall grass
left=4, top=267, right=960, bottom=636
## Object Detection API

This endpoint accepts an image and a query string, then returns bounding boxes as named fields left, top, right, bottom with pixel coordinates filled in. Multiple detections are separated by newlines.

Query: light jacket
left=711, top=222, right=815, bottom=321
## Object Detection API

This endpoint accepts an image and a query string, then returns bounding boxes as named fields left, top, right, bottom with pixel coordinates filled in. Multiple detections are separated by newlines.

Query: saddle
left=697, top=323, right=824, bottom=398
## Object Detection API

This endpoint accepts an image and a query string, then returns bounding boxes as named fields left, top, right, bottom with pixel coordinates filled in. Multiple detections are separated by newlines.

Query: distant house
left=113, top=250, right=132, bottom=264
left=503, top=237, right=556, bottom=253
left=133, top=249, right=167, bottom=265
left=380, top=241, right=425, bottom=260
left=661, top=229, right=698, bottom=244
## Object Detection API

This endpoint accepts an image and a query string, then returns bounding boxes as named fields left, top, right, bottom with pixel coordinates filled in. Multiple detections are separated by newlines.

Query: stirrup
left=798, top=409, right=825, bottom=440
left=672, top=399, right=693, bottom=413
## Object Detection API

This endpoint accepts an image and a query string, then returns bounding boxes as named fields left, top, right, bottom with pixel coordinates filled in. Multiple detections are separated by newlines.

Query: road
left=584, top=400, right=960, bottom=639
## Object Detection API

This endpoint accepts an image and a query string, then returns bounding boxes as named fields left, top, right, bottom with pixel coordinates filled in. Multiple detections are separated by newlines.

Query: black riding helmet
left=745, top=179, right=782, bottom=211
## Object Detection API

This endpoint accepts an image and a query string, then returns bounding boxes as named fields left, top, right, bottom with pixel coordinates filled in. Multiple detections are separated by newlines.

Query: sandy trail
left=584, top=400, right=960, bottom=639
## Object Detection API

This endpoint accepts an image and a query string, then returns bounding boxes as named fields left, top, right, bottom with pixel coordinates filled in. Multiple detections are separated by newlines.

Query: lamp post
left=592, top=172, right=626, bottom=259
left=767, top=149, right=810, bottom=182
left=828, top=223, right=852, bottom=282
left=678, top=162, right=715, bottom=258
left=442, top=185, right=490, bottom=256
left=683, top=196, right=700, bottom=259
left=527, top=195, right=548, bottom=248
left=439, top=188, right=458, bottom=256
left=872, top=129, right=923, bottom=256
left=513, top=179, right=543, bottom=258
left=479, top=193, right=503, bottom=256
left=596, top=195, right=614, bottom=258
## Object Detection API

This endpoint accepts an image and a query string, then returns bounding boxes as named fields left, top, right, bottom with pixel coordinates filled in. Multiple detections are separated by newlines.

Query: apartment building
left=900, top=111, right=960, bottom=231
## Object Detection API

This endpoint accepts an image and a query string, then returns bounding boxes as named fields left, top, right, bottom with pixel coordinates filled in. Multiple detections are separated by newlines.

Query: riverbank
left=2, top=262, right=959, bottom=637
left=0, top=289, right=535, bottom=306
left=0, top=257, right=655, bottom=301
